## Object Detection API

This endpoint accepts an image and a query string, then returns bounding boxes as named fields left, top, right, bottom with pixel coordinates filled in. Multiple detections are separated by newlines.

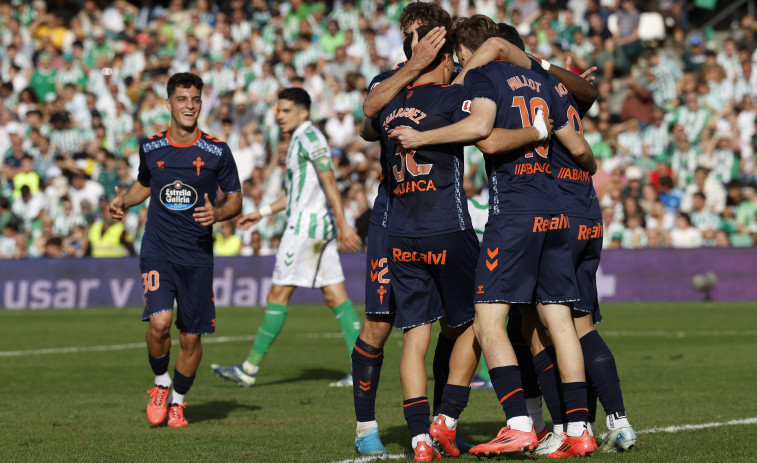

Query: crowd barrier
left=1, top=248, right=754, bottom=309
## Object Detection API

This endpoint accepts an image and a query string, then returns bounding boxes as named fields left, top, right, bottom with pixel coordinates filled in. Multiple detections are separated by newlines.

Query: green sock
left=478, top=354, right=490, bottom=381
left=331, top=299, right=361, bottom=356
left=247, top=303, right=289, bottom=365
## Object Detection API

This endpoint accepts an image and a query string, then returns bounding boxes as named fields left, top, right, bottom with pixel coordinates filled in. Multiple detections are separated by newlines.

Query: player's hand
left=337, top=225, right=362, bottom=253
left=389, top=126, right=424, bottom=149
left=237, top=211, right=263, bottom=229
left=193, top=193, right=219, bottom=226
left=109, top=186, right=125, bottom=222
left=566, top=56, right=597, bottom=83
left=408, top=26, right=446, bottom=72
left=533, top=108, right=552, bottom=142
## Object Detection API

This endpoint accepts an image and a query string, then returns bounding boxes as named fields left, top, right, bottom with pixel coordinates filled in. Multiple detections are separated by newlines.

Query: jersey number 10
left=512, top=96, right=549, bottom=159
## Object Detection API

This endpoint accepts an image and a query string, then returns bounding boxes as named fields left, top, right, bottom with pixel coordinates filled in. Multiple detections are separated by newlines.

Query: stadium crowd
left=0, top=0, right=756, bottom=259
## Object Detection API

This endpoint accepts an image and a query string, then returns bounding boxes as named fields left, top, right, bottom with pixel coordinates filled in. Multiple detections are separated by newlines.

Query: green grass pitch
left=1, top=302, right=756, bottom=462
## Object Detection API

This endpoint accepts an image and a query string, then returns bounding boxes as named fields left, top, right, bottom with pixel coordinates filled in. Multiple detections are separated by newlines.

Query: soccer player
left=108, top=72, right=242, bottom=428
left=210, top=88, right=362, bottom=388
left=391, top=15, right=596, bottom=458
left=352, top=3, right=456, bottom=456
left=374, top=26, right=481, bottom=461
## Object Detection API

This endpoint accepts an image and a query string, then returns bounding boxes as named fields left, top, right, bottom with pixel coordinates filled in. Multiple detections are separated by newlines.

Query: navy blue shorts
left=570, top=216, right=603, bottom=323
left=140, top=256, right=216, bottom=335
left=387, top=229, right=478, bottom=330
left=365, top=222, right=396, bottom=315
left=474, top=214, right=579, bottom=305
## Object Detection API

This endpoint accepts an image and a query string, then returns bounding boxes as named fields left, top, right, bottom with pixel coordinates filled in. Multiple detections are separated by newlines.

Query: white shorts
left=272, top=229, right=345, bottom=288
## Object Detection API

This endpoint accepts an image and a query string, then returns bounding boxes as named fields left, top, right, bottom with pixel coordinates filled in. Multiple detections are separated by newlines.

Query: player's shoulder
left=195, top=131, right=231, bottom=157
left=369, top=63, right=404, bottom=91
left=140, top=131, right=170, bottom=153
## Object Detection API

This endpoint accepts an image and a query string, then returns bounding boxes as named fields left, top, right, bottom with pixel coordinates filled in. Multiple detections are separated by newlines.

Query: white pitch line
left=330, top=417, right=757, bottom=463
left=3, top=329, right=757, bottom=357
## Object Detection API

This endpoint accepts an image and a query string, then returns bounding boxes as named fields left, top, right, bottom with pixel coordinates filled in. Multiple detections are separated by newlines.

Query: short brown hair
left=398, top=1, right=453, bottom=35
left=450, top=14, right=499, bottom=54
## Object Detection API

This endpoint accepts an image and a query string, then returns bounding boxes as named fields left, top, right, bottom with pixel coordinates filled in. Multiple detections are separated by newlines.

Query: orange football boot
left=167, top=403, right=188, bottom=428
left=547, top=430, right=597, bottom=458
left=146, top=386, right=170, bottom=425
left=429, top=415, right=460, bottom=457
left=469, top=426, right=538, bottom=457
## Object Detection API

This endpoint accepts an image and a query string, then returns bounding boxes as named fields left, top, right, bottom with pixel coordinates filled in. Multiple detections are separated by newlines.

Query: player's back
left=139, top=131, right=240, bottom=266
left=526, top=59, right=601, bottom=220
left=285, top=121, right=335, bottom=240
left=379, top=83, right=473, bottom=237
left=464, top=61, right=568, bottom=216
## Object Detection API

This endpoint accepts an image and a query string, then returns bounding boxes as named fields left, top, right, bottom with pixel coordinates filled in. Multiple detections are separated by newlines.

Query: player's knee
left=179, top=333, right=202, bottom=353
left=148, top=314, right=172, bottom=339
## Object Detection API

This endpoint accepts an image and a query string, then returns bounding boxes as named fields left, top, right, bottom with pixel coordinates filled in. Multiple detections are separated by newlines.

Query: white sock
left=154, top=372, right=171, bottom=388
left=356, top=420, right=378, bottom=437
left=553, top=423, right=564, bottom=434
left=242, top=361, right=259, bottom=375
left=566, top=421, right=588, bottom=437
left=607, top=412, right=630, bottom=430
left=169, top=391, right=185, bottom=405
left=411, top=433, right=432, bottom=448
left=525, top=397, right=545, bottom=433
left=506, top=415, right=533, bottom=433
left=440, top=414, right=457, bottom=430
left=588, top=421, right=595, bottom=436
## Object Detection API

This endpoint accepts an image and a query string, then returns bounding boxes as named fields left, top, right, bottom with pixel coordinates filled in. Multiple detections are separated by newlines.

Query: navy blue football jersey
left=464, top=61, right=569, bottom=216
left=379, top=82, right=473, bottom=237
left=526, top=59, right=601, bottom=220
left=137, top=130, right=241, bottom=266
left=367, top=64, right=404, bottom=228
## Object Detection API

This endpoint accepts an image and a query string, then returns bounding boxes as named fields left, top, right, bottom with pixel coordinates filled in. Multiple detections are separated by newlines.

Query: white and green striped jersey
left=670, top=144, right=702, bottom=188
left=710, top=148, right=738, bottom=184
left=285, top=121, right=336, bottom=240
left=641, top=122, right=670, bottom=160
left=467, top=197, right=489, bottom=243
left=650, top=55, right=681, bottom=109
left=670, top=106, right=711, bottom=144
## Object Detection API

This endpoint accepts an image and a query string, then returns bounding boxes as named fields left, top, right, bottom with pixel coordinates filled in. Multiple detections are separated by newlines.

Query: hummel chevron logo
left=359, top=380, right=371, bottom=391
left=487, top=247, right=499, bottom=259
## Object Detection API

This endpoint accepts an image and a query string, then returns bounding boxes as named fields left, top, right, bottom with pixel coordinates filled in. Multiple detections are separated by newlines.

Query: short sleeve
left=464, top=68, right=497, bottom=102
left=217, top=144, right=242, bottom=194
left=136, top=143, right=151, bottom=187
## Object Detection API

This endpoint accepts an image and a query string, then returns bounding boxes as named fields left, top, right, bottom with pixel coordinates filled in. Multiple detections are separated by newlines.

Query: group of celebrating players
left=109, top=0, right=637, bottom=459
left=350, top=2, right=637, bottom=460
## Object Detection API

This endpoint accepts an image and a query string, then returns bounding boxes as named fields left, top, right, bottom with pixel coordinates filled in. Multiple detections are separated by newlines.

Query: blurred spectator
left=214, top=220, right=243, bottom=256
left=670, top=212, right=703, bottom=248
left=86, top=196, right=134, bottom=257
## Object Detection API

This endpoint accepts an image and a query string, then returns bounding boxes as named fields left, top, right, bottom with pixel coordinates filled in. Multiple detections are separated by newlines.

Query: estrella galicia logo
left=160, top=180, right=198, bottom=211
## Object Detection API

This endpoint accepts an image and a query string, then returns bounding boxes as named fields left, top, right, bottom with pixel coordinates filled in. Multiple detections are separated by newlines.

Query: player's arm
left=363, top=27, right=447, bottom=118
left=554, top=124, right=596, bottom=175
left=359, top=117, right=380, bottom=142
left=452, top=37, right=531, bottom=85
left=476, top=109, right=553, bottom=155
left=109, top=183, right=150, bottom=222
left=193, top=191, right=242, bottom=226
left=238, top=194, right=287, bottom=229
left=390, top=98, right=497, bottom=149
left=315, top=158, right=361, bottom=252
left=531, top=54, right=598, bottom=116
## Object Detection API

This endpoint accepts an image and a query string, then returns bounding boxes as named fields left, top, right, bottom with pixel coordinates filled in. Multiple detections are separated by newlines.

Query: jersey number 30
left=393, top=138, right=432, bottom=182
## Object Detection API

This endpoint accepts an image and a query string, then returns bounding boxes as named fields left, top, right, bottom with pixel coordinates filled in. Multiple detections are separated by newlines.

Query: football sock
left=436, top=384, right=470, bottom=425
left=586, top=379, right=598, bottom=423
left=356, top=420, right=378, bottom=437
left=607, top=412, right=630, bottom=430
left=554, top=423, right=565, bottom=434
left=432, top=333, right=454, bottom=415
left=403, top=397, right=431, bottom=439
left=507, top=312, right=541, bottom=398
left=562, top=381, right=590, bottom=436
left=580, top=330, right=626, bottom=418
left=154, top=372, right=171, bottom=388
left=490, top=365, right=530, bottom=431
left=411, top=433, right=433, bottom=448
left=331, top=299, right=361, bottom=355
left=247, top=303, right=289, bottom=365
left=478, top=355, right=490, bottom=381
left=172, top=369, right=195, bottom=396
left=351, top=337, right=384, bottom=422
left=169, top=391, right=185, bottom=405
left=242, top=361, right=259, bottom=375
left=533, top=346, right=565, bottom=427
left=148, top=353, right=171, bottom=387
left=525, top=397, right=546, bottom=433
